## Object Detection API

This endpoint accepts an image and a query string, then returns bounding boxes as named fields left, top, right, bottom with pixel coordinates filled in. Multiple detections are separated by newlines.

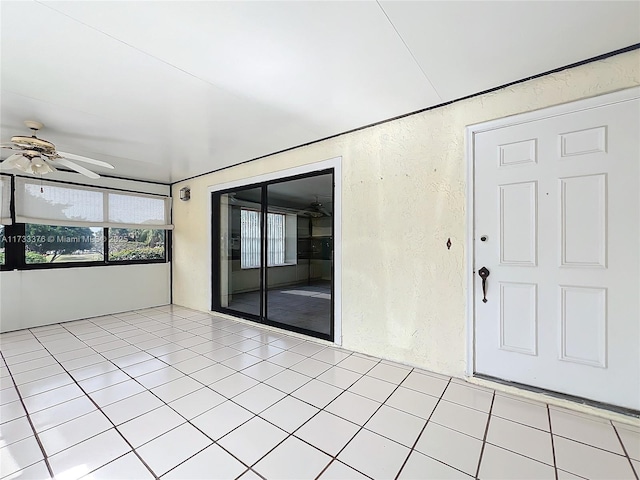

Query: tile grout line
left=35, top=323, right=161, bottom=480
left=611, top=421, right=639, bottom=480
left=0, top=348, right=55, bottom=479
left=474, top=390, right=496, bottom=479
left=548, top=404, right=559, bottom=480
left=393, top=377, right=456, bottom=480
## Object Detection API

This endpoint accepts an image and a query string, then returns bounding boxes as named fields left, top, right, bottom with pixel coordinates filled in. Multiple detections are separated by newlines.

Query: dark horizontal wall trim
left=172, top=43, right=640, bottom=186
left=10, top=174, right=170, bottom=197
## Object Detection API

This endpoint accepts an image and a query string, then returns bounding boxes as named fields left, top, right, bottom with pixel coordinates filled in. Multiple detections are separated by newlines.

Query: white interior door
left=472, top=89, right=640, bottom=410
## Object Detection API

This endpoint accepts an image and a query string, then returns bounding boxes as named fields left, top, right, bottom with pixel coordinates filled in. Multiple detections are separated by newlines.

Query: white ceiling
left=1, top=1, right=638, bottom=184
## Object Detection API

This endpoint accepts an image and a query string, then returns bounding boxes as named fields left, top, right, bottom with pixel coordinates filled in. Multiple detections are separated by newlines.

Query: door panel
left=474, top=93, right=639, bottom=410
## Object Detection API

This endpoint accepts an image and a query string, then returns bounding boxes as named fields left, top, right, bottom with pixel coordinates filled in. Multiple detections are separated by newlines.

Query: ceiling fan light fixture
left=14, top=155, right=32, bottom=173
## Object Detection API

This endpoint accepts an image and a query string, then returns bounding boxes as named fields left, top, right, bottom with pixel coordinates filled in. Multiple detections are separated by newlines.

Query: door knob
left=478, top=267, right=490, bottom=303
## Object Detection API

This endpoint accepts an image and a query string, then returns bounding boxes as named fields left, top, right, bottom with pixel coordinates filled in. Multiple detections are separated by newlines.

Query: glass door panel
left=266, top=174, right=333, bottom=337
left=218, top=187, right=263, bottom=317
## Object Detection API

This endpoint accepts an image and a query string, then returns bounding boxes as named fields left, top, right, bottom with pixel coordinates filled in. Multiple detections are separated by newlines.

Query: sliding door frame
left=210, top=158, right=341, bottom=343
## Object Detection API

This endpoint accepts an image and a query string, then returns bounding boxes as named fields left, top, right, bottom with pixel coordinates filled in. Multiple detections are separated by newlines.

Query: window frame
left=0, top=175, right=172, bottom=271
left=240, top=209, right=294, bottom=269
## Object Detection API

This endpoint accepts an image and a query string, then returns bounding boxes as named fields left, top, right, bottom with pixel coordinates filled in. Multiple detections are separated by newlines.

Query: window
left=240, top=210, right=287, bottom=268
left=0, top=177, right=171, bottom=270
left=108, top=228, right=165, bottom=262
left=25, top=225, right=104, bottom=264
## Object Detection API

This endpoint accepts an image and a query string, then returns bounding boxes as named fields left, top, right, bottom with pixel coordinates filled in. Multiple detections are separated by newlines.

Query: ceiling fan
left=299, top=196, right=332, bottom=217
left=0, top=120, right=114, bottom=179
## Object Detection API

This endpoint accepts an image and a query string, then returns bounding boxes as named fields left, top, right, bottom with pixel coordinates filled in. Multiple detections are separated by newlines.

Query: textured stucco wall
left=172, top=50, right=640, bottom=377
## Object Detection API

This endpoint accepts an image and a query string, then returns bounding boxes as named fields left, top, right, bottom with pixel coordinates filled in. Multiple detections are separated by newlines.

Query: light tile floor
left=0, top=305, right=638, bottom=480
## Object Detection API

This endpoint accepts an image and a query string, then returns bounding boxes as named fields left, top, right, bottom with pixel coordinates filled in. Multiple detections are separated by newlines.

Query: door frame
left=465, top=86, right=640, bottom=377
left=208, top=156, right=343, bottom=345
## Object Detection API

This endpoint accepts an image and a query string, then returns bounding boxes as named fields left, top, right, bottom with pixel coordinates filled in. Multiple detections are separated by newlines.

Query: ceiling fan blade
left=56, top=151, right=114, bottom=169
left=318, top=206, right=331, bottom=217
left=1, top=153, right=24, bottom=169
left=50, top=158, right=100, bottom=179
left=1, top=143, right=22, bottom=150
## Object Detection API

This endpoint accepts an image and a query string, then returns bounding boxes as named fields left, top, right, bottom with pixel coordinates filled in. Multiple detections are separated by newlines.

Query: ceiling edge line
left=171, top=43, right=640, bottom=187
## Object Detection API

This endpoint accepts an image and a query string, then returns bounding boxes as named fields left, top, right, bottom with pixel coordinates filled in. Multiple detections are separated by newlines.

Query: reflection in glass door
left=213, top=170, right=334, bottom=341
left=217, top=187, right=262, bottom=317
left=266, top=175, right=333, bottom=337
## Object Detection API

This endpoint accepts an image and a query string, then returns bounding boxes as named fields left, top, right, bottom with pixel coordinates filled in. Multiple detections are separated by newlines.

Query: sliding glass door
left=213, top=170, right=334, bottom=341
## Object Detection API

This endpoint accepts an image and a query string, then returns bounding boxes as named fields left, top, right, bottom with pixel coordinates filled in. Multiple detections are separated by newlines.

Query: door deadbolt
left=480, top=235, right=488, bottom=242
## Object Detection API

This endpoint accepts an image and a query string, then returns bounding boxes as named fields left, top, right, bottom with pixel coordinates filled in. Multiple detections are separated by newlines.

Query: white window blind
left=240, top=210, right=286, bottom=268
left=0, top=176, right=12, bottom=225
left=15, top=178, right=172, bottom=229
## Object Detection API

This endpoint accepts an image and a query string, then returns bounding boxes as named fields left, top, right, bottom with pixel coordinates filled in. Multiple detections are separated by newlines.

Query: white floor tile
left=0, top=435, right=43, bottom=478
left=78, top=370, right=130, bottom=393
left=39, top=410, right=112, bottom=456
left=136, top=367, right=185, bottom=389
left=190, top=364, right=235, bottom=385
left=431, top=399, right=489, bottom=440
left=241, top=361, right=285, bottom=381
left=150, top=376, right=202, bottom=403
left=399, top=450, right=472, bottom=479
left=84, top=452, right=154, bottom=480
left=122, top=358, right=171, bottom=378
left=136, top=423, right=212, bottom=476
left=325, top=391, right=381, bottom=425
left=210, top=373, right=259, bottom=398
left=191, top=400, right=254, bottom=440
left=550, top=407, right=624, bottom=454
left=172, top=356, right=216, bottom=376
left=0, top=400, right=27, bottom=425
left=385, top=386, right=438, bottom=419
left=254, top=435, right=332, bottom=479
left=318, top=460, right=369, bottom=479
left=89, top=379, right=146, bottom=407
left=220, top=353, right=262, bottom=371
left=312, top=348, right=352, bottom=365
left=337, top=355, right=378, bottom=374
left=478, top=443, right=555, bottom=480
left=17, top=373, right=75, bottom=399
left=267, top=351, right=306, bottom=368
left=162, top=444, right=246, bottom=480
left=259, top=396, right=319, bottom=434
left=317, top=366, right=362, bottom=389
left=30, top=396, right=96, bottom=433
left=23, top=384, right=84, bottom=413
left=203, top=346, right=243, bottom=363
left=288, top=341, right=326, bottom=357
left=117, top=406, right=185, bottom=447
left=492, top=393, right=550, bottom=431
left=7, top=460, right=51, bottom=480
left=554, top=436, right=634, bottom=480
left=264, top=369, right=311, bottom=394
left=365, top=404, right=426, bottom=447
left=292, top=379, right=342, bottom=409
left=289, top=358, right=332, bottom=377
left=218, top=416, right=288, bottom=466
left=487, top=416, right=553, bottom=465
left=102, top=391, right=164, bottom=425
left=246, top=345, right=285, bottom=360
left=49, top=429, right=130, bottom=480
left=414, top=422, right=483, bottom=476
left=367, top=363, right=410, bottom=384
left=168, top=387, right=226, bottom=420
left=157, top=348, right=200, bottom=365
left=68, top=362, right=118, bottom=382
left=348, top=375, right=397, bottom=402
left=442, top=383, right=494, bottom=413
left=296, top=409, right=360, bottom=455
left=615, top=424, right=640, bottom=461
left=338, top=428, right=409, bottom=479
left=400, top=370, right=449, bottom=397
left=233, top=383, right=286, bottom=414
left=1, top=416, right=33, bottom=446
